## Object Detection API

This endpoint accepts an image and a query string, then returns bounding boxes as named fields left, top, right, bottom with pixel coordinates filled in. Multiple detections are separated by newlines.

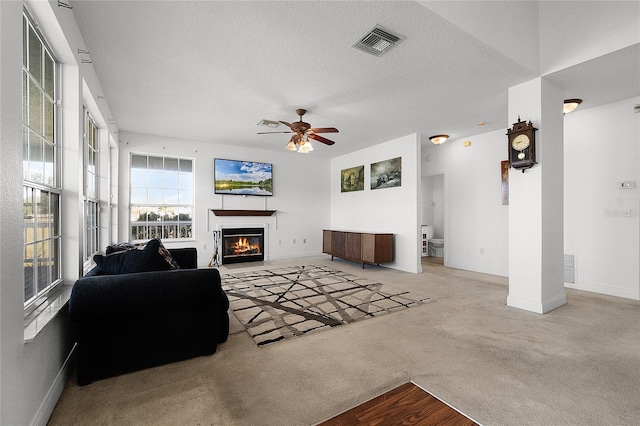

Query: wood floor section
left=319, top=382, right=479, bottom=426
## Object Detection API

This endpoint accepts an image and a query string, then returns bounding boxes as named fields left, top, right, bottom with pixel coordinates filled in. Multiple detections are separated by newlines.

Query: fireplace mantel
left=211, top=209, right=276, bottom=217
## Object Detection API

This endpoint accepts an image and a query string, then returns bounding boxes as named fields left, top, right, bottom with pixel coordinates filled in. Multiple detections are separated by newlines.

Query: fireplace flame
left=229, top=236, right=261, bottom=255
left=222, top=229, right=265, bottom=264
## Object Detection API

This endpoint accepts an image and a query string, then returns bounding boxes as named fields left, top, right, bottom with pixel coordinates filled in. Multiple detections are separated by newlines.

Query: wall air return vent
left=564, top=254, right=576, bottom=284
left=352, top=25, right=405, bottom=57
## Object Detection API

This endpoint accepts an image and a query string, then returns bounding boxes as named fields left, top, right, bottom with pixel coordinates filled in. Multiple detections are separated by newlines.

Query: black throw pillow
left=94, top=239, right=171, bottom=275
left=105, top=240, right=180, bottom=269
left=105, top=242, right=137, bottom=255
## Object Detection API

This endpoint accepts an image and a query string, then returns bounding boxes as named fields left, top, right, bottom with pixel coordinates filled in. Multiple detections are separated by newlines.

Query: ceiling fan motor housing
left=292, top=109, right=310, bottom=133
left=291, top=121, right=311, bottom=133
left=259, top=108, right=337, bottom=146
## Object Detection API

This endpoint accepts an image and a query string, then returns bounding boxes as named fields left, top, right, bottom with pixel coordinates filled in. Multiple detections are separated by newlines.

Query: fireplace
left=221, top=227, right=265, bottom=265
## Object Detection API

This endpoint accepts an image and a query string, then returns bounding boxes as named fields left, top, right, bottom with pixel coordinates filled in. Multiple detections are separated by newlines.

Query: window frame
left=82, top=108, right=100, bottom=268
left=129, top=153, right=194, bottom=242
left=22, top=10, right=62, bottom=310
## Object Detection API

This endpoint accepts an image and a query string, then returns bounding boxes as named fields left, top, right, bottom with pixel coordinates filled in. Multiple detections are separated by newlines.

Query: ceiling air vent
left=256, top=119, right=279, bottom=128
left=352, top=25, right=405, bottom=57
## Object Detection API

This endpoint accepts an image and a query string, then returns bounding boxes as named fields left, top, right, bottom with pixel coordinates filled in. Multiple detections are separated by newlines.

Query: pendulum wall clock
left=507, top=116, right=537, bottom=172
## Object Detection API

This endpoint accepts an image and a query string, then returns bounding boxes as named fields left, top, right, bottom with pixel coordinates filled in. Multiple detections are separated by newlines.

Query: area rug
left=220, top=265, right=430, bottom=346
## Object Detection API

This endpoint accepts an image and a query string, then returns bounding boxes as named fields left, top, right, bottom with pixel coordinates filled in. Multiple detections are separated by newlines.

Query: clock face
left=512, top=134, right=530, bottom=151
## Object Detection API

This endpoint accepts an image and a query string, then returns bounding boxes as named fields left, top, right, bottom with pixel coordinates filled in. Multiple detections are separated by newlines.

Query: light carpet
left=221, top=264, right=430, bottom=346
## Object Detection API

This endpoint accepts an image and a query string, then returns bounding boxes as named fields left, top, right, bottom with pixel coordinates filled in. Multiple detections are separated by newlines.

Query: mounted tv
left=214, top=158, right=273, bottom=196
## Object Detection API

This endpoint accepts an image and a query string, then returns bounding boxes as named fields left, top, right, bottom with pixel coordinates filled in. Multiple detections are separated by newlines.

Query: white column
left=507, top=78, right=567, bottom=314
left=61, top=63, right=84, bottom=282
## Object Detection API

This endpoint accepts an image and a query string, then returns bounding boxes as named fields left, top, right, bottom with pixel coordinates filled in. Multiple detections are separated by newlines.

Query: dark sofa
left=69, top=246, right=229, bottom=385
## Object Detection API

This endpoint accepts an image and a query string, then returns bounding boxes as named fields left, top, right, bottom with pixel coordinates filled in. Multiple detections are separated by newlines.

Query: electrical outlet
left=303, top=238, right=307, bottom=244
left=293, top=239, right=296, bottom=244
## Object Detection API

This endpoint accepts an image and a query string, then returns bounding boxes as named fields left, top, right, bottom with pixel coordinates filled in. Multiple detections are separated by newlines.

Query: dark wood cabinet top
left=211, top=209, right=276, bottom=216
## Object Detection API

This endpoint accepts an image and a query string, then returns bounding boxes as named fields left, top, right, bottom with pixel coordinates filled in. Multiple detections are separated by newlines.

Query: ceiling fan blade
left=308, top=133, right=335, bottom=145
left=257, top=131, right=293, bottom=134
left=309, top=127, right=339, bottom=134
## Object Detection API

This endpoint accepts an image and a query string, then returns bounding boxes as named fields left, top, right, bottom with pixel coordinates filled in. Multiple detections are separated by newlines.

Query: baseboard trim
left=565, top=282, right=640, bottom=301
left=445, top=260, right=508, bottom=278
left=507, top=293, right=566, bottom=314
left=507, top=295, right=544, bottom=314
left=31, top=343, right=76, bottom=426
left=542, top=293, right=567, bottom=313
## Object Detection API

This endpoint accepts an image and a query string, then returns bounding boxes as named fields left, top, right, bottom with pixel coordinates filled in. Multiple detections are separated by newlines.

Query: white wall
left=539, top=1, right=640, bottom=74
left=564, top=97, right=640, bottom=300
left=1, top=2, right=117, bottom=424
left=117, top=132, right=330, bottom=266
left=420, top=175, right=434, bottom=227
left=419, top=96, right=640, bottom=300
left=422, top=131, right=510, bottom=277
left=330, top=133, right=421, bottom=273
left=422, top=174, right=444, bottom=239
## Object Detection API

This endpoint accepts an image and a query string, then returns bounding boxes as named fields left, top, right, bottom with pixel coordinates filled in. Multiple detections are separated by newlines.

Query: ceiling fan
left=257, top=109, right=338, bottom=152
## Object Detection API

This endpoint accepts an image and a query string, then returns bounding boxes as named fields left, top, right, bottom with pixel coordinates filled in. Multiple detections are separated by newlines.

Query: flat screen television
left=214, top=158, right=273, bottom=196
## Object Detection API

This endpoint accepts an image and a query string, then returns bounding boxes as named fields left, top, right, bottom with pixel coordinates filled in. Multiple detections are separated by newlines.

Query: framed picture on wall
left=341, top=165, right=365, bottom=192
left=370, top=157, right=402, bottom=190
left=501, top=160, right=509, bottom=205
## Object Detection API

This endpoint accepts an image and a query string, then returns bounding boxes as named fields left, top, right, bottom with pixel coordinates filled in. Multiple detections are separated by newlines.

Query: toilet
left=422, top=225, right=444, bottom=257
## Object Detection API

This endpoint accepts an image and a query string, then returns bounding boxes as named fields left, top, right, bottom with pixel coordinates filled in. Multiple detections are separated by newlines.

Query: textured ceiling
left=70, top=1, right=639, bottom=158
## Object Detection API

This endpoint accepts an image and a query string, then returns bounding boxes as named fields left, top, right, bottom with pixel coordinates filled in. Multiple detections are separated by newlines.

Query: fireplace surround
left=221, top=227, right=265, bottom=264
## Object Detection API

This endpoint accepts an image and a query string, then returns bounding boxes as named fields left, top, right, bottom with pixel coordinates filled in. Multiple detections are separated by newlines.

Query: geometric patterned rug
left=220, top=265, right=431, bottom=346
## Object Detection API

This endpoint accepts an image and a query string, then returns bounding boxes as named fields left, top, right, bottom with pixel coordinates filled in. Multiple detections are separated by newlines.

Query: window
left=130, top=154, right=193, bottom=241
left=83, top=110, right=99, bottom=264
left=23, top=12, right=61, bottom=306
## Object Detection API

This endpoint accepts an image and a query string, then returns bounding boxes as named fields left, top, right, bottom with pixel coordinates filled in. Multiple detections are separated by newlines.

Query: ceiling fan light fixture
left=429, top=134, right=449, bottom=145
left=563, top=99, right=582, bottom=115
left=298, top=138, right=313, bottom=153
left=286, top=138, right=297, bottom=151
left=263, top=108, right=338, bottom=150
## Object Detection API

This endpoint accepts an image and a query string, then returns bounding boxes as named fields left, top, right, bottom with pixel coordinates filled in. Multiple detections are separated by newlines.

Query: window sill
left=24, top=285, right=72, bottom=343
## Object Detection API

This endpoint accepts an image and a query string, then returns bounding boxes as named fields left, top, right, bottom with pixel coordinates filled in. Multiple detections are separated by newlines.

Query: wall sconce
left=429, top=134, right=449, bottom=145
left=563, top=99, right=582, bottom=115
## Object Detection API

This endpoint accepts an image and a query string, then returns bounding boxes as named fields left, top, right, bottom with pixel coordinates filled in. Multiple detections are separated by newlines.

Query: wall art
left=341, top=165, right=365, bottom=192
left=501, top=160, right=509, bottom=205
left=370, top=157, right=402, bottom=190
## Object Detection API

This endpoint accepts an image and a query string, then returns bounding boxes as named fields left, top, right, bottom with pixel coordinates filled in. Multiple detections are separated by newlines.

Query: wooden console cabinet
left=323, top=230, right=393, bottom=268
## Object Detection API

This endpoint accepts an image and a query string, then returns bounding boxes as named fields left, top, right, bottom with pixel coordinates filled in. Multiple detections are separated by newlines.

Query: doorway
left=421, top=173, right=445, bottom=263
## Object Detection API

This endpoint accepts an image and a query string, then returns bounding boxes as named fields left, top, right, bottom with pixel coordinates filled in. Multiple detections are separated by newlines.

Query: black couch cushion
left=93, top=239, right=171, bottom=275
left=69, top=266, right=230, bottom=385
